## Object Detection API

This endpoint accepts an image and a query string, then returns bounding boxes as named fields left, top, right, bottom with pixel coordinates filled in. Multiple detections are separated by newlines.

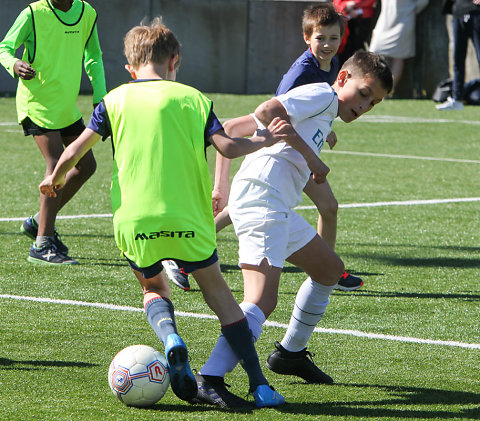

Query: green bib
left=103, top=80, right=217, bottom=267
left=17, top=0, right=97, bottom=128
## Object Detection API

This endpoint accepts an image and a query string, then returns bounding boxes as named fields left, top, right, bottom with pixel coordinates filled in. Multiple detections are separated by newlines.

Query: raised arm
left=39, top=128, right=101, bottom=197
left=255, top=98, right=330, bottom=183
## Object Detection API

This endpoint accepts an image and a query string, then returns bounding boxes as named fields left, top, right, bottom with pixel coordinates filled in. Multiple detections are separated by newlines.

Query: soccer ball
left=108, top=344, right=170, bottom=407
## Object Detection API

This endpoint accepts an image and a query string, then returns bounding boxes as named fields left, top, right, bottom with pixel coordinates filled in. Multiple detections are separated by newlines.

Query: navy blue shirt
left=88, top=79, right=223, bottom=147
left=276, top=49, right=339, bottom=95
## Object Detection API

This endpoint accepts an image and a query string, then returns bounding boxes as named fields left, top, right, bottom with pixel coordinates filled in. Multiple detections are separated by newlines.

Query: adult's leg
left=452, top=16, right=468, bottom=101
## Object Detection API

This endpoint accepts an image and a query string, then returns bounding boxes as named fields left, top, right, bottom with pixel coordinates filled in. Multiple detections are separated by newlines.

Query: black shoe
left=266, top=341, right=333, bottom=384
left=336, top=271, right=364, bottom=291
left=27, top=240, right=78, bottom=265
left=21, top=216, right=69, bottom=255
left=192, top=374, right=254, bottom=409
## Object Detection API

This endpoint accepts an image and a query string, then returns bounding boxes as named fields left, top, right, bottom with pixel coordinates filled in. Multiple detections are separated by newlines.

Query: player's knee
left=321, top=254, right=344, bottom=286
left=79, top=156, right=97, bottom=180
left=318, top=196, right=338, bottom=220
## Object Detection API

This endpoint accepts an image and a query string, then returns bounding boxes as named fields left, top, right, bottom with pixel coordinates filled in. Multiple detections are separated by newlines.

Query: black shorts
left=126, top=250, right=219, bottom=279
left=21, top=117, right=85, bottom=137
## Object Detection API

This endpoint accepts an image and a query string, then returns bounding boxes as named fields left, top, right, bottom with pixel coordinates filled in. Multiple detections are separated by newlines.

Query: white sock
left=199, top=302, right=265, bottom=377
left=280, top=277, right=334, bottom=353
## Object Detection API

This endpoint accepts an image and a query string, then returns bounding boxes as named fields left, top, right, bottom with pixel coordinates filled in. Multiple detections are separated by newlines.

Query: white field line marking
left=322, top=149, right=480, bottom=164
left=358, top=115, right=480, bottom=125
left=1, top=294, right=479, bottom=350
left=297, top=197, right=480, bottom=210
left=1, top=198, right=479, bottom=222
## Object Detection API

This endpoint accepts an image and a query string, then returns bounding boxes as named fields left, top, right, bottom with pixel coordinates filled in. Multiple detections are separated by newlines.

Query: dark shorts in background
left=126, top=250, right=219, bottom=279
left=21, top=117, right=85, bottom=137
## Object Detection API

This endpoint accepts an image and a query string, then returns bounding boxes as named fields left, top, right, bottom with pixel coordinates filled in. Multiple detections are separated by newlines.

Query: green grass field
left=0, top=95, right=479, bottom=421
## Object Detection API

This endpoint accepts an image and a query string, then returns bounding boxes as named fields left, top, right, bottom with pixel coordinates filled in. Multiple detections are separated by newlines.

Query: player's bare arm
left=209, top=117, right=290, bottom=159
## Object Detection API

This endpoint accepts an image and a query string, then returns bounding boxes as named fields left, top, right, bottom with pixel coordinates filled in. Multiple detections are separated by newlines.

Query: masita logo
left=135, top=231, right=195, bottom=240
left=64, top=30, right=80, bottom=34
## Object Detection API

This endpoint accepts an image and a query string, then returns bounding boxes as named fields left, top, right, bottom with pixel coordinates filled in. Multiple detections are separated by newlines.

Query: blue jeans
left=452, top=13, right=480, bottom=100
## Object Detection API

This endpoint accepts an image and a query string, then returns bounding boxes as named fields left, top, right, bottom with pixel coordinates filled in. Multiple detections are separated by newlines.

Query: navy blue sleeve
left=204, top=105, right=223, bottom=147
left=87, top=101, right=110, bottom=139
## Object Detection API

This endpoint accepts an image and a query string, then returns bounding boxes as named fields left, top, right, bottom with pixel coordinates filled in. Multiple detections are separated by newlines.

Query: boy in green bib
left=39, top=18, right=289, bottom=408
left=0, top=0, right=107, bottom=264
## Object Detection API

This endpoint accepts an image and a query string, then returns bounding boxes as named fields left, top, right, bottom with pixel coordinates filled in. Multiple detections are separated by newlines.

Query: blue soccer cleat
left=165, top=333, right=197, bottom=402
left=252, top=384, right=286, bottom=408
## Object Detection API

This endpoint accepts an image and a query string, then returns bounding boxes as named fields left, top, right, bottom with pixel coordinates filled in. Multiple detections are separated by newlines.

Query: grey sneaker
left=21, top=216, right=69, bottom=255
left=163, top=260, right=190, bottom=291
left=27, top=240, right=78, bottom=265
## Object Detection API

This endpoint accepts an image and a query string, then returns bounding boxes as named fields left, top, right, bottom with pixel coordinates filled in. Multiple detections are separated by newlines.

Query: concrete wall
left=0, top=0, right=478, bottom=97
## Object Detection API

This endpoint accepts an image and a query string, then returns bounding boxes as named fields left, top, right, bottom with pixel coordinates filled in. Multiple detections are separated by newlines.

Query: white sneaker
left=163, top=260, right=191, bottom=291
left=436, top=97, right=464, bottom=110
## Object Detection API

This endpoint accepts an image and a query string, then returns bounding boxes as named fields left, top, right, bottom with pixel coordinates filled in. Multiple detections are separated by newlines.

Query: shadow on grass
left=278, top=383, right=480, bottom=419
left=139, top=402, right=255, bottom=415
left=0, top=357, right=97, bottom=370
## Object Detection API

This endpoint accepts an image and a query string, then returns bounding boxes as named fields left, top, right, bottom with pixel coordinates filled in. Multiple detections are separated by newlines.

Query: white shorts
left=229, top=180, right=316, bottom=268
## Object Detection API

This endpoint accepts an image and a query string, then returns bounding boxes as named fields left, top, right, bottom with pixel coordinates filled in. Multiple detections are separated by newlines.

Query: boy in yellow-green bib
left=39, top=18, right=289, bottom=409
left=0, top=0, right=107, bottom=264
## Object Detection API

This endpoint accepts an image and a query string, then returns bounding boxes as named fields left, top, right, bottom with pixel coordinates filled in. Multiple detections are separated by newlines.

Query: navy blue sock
left=221, top=318, right=268, bottom=391
left=145, top=297, right=177, bottom=344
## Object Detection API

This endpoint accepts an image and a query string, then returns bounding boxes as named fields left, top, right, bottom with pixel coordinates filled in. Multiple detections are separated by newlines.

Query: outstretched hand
left=39, top=175, right=66, bottom=198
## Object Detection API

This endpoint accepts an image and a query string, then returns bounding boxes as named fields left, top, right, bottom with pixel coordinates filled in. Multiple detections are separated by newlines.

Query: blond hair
left=124, top=17, right=180, bottom=69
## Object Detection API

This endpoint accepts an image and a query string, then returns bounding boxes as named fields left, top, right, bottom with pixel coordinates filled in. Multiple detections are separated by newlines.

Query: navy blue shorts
left=126, top=249, right=219, bottom=279
left=21, top=117, right=85, bottom=137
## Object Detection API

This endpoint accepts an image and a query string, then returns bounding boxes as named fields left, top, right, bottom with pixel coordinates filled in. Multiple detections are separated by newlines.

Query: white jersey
left=231, top=82, right=338, bottom=208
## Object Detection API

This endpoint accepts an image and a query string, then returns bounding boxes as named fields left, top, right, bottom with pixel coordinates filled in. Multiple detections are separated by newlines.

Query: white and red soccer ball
left=108, top=344, right=170, bottom=407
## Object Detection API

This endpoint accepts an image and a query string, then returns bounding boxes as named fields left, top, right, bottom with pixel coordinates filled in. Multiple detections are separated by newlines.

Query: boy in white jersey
left=195, top=51, right=393, bottom=402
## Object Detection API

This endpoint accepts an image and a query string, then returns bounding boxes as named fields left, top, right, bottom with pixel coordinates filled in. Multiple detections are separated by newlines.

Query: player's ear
left=125, top=64, right=137, bottom=80
left=303, top=32, right=311, bottom=46
left=168, top=54, right=180, bottom=72
left=337, top=69, right=351, bottom=86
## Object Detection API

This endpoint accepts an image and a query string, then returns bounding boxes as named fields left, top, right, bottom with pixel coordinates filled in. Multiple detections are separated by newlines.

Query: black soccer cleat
left=336, top=271, right=364, bottom=291
left=192, top=374, right=254, bottom=409
left=266, top=341, right=333, bottom=384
